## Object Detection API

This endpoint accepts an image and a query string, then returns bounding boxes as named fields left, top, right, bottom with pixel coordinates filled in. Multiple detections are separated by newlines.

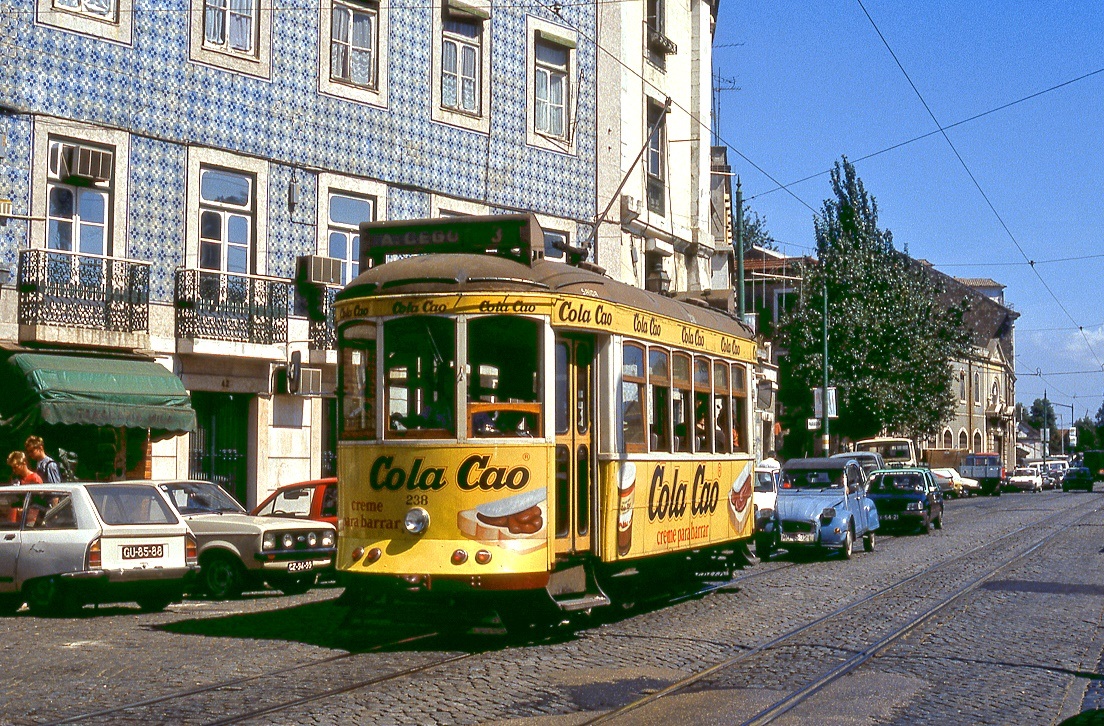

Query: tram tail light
left=451, top=549, right=468, bottom=565
left=475, top=550, right=492, bottom=565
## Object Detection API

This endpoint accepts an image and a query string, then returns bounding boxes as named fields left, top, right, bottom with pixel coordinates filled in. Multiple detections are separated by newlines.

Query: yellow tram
left=335, top=214, right=759, bottom=622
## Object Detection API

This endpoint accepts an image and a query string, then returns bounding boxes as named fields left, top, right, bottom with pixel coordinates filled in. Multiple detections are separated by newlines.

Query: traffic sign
left=807, top=417, right=820, bottom=430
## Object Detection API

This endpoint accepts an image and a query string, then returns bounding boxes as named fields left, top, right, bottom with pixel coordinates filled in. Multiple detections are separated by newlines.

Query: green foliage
left=778, top=157, right=970, bottom=456
left=1073, top=416, right=1098, bottom=453
left=1025, top=398, right=1057, bottom=431
left=740, top=206, right=778, bottom=251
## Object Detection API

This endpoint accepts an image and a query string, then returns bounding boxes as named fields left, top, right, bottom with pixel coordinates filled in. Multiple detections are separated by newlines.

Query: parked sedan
left=764, top=457, right=879, bottom=559
left=1062, top=467, right=1095, bottom=492
left=0, top=482, right=198, bottom=616
left=252, top=478, right=338, bottom=527
left=866, top=469, right=943, bottom=534
left=932, top=467, right=980, bottom=497
left=1007, top=468, right=1043, bottom=493
left=156, top=480, right=335, bottom=598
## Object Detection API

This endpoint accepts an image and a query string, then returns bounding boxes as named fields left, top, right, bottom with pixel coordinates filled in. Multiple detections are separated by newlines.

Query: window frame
left=45, top=139, right=114, bottom=257
left=645, top=98, right=667, bottom=217
left=189, top=0, right=271, bottom=77
left=329, top=0, right=379, bottom=90
left=316, top=173, right=388, bottom=284
left=319, top=0, right=388, bottom=106
left=37, top=0, right=133, bottom=44
left=432, top=1, right=491, bottom=133
left=621, top=342, right=647, bottom=454
left=197, top=166, right=255, bottom=275
left=526, top=17, right=577, bottom=155
left=186, top=148, right=268, bottom=275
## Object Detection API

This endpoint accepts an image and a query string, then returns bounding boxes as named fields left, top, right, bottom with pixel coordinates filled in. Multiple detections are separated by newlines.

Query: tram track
left=584, top=494, right=1104, bottom=725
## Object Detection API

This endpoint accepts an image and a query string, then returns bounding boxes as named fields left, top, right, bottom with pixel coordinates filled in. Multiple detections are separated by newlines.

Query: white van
left=854, top=437, right=917, bottom=468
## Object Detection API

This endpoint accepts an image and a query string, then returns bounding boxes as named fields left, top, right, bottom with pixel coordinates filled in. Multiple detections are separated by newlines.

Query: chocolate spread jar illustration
left=617, top=462, right=636, bottom=556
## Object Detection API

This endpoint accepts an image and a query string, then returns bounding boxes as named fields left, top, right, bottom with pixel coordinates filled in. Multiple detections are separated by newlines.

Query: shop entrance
left=189, top=392, right=252, bottom=505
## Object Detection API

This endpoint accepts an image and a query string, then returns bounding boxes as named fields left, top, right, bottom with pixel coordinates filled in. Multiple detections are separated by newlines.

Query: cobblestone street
left=4, top=491, right=1103, bottom=725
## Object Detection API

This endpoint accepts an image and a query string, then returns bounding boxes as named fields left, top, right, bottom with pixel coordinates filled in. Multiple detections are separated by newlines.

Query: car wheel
left=135, top=594, right=176, bottom=613
left=863, top=531, right=875, bottom=552
left=25, top=576, right=78, bottom=617
left=921, top=515, right=932, bottom=534
left=934, top=512, right=943, bottom=530
left=271, top=573, right=318, bottom=596
left=840, top=528, right=854, bottom=559
left=202, top=554, right=245, bottom=599
left=0, top=595, right=22, bottom=615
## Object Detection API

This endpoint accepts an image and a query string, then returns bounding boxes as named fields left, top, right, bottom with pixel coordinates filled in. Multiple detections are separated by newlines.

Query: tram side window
left=693, top=357, right=713, bottom=453
left=621, top=343, right=646, bottom=453
left=339, top=323, right=377, bottom=440
left=672, top=353, right=692, bottom=452
left=648, top=348, right=671, bottom=452
left=731, top=363, right=748, bottom=454
left=467, top=316, right=542, bottom=437
left=384, top=316, right=456, bottom=438
left=713, top=360, right=732, bottom=453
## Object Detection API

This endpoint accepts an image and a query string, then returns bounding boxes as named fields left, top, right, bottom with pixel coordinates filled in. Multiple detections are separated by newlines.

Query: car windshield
left=869, top=473, right=924, bottom=493
left=1013, top=469, right=1033, bottom=477
left=754, top=471, right=776, bottom=493
left=87, top=484, right=179, bottom=525
left=159, top=481, right=245, bottom=515
left=781, top=469, right=844, bottom=490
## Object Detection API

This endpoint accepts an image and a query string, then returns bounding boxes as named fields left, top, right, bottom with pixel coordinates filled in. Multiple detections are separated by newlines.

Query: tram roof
left=337, top=253, right=754, bottom=338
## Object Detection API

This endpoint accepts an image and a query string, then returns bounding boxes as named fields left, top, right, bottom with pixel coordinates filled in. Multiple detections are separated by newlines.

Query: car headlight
left=307, top=532, right=318, bottom=547
left=263, top=533, right=277, bottom=550
left=282, top=533, right=296, bottom=549
left=404, top=507, right=430, bottom=535
left=322, top=530, right=335, bottom=547
left=820, top=507, right=836, bottom=522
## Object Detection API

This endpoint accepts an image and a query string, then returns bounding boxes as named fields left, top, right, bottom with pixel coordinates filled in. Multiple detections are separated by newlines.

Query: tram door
left=554, top=336, right=594, bottom=556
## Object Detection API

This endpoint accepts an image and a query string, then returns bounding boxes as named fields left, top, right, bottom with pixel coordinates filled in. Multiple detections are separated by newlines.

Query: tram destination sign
left=359, top=214, right=543, bottom=267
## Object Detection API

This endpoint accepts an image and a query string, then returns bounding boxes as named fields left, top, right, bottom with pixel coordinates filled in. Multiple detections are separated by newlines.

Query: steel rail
left=584, top=495, right=1103, bottom=725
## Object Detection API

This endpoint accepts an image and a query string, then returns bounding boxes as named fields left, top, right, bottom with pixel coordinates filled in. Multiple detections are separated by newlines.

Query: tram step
left=554, top=593, right=611, bottom=612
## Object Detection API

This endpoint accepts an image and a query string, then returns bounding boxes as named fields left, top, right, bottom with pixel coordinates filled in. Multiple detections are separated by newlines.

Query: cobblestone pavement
left=3, top=491, right=1104, bottom=725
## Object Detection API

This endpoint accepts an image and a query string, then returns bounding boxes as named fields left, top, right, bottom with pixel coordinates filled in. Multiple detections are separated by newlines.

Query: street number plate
left=122, top=544, right=164, bottom=559
left=287, top=560, right=314, bottom=573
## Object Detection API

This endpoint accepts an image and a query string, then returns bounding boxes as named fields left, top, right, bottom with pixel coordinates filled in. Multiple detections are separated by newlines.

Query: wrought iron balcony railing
left=17, top=248, right=150, bottom=333
left=175, top=268, right=289, bottom=345
left=308, top=285, right=339, bottom=351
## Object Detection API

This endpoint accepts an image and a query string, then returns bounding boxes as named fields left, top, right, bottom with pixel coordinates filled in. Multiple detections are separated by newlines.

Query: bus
left=333, top=214, right=760, bottom=626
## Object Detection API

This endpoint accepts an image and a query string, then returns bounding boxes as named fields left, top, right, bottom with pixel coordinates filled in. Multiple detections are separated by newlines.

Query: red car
left=252, top=478, right=338, bottom=527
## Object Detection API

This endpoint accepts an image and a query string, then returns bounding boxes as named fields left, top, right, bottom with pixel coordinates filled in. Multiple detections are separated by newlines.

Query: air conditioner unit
left=58, top=144, right=113, bottom=184
left=297, top=255, right=343, bottom=286
left=275, top=364, right=324, bottom=396
left=620, top=194, right=642, bottom=223
left=299, top=367, right=323, bottom=396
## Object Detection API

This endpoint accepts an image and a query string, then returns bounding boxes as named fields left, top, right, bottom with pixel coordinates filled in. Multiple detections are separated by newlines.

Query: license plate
left=883, top=514, right=898, bottom=520
left=122, top=544, right=164, bottom=559
left=781, top=533, right=814, bottom=543
left=288, top=560, right=314, bottom=573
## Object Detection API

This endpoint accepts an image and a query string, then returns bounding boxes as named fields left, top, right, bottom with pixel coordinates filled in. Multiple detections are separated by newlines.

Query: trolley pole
left=735, top=178, right=745, bottom=318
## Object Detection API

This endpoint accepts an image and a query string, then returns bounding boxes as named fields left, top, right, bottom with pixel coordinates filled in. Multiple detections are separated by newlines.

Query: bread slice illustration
left=458, top=489, right=547, bottom=554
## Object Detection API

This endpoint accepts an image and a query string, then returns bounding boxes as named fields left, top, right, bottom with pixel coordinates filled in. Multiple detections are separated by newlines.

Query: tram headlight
left=404, top=507, right=430, bottom=535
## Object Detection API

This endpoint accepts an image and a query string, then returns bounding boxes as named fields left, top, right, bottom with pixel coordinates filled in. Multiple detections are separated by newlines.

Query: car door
left=0, top=492, right=27, bottom=593
left=16, top=490, right=87, bottom=584
left=846, top=464, right=868, bottom=533
left=927, top=473, right=943, bottom=519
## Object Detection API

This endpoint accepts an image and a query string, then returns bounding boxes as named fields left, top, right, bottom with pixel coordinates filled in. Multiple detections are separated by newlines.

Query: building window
left=442, top=17, right=481, bottom=114
left=959, top=372, right=966, bottom=401
left=46, top=139, right=113, bottom=256
left=973, top=430, right=982, bottom=451
left=198, top=167, right=254, bottom=274
left=942, top=429, right=953, bottom=449
left=958, top=429, right=968, bottom=450
left=204, top=0, right=256, bottom=54
left=646, top=99, right=666, bottom=217
left=973, top=372, right=981, bottom=404
left=327, top=193, right=374, bottom=285
left=534, top=39, right=569, bottom=138
left=331, top=0, right=377, bottom=88
left=54, top=0, right=113, bottom=20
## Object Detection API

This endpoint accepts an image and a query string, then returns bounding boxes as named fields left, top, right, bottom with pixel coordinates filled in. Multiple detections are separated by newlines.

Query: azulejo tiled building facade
left=0, top=0, right=596, bottom=505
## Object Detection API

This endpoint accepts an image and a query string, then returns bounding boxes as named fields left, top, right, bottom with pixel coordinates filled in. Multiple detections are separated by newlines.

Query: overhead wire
left=855, top=0, right=1104, bottom=372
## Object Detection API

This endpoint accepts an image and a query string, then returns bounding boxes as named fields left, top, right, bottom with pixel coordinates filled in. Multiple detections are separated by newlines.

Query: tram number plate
left=780, top=533, right=814, bottom=544
left=122, top=544, right=164, bottom=559
left=287, top=561, right=314, bottom=573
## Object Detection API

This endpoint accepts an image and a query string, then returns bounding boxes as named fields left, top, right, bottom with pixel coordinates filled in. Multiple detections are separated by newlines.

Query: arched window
left=943, top=429, right=953, bottom=449
left=958, top=429, right=968, bottom=450
left=991, top=381, right=999, bottom=404
left=959, top=373, right=966, bottom=401
left=973, top=372, right=981, bottom=404
left=973, top=430, right=983, bottom=451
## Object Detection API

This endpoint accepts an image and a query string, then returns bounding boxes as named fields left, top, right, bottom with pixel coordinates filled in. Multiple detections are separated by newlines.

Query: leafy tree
left=1073, top=416, right=1098, bottom=453
left=739, top=206, right=778, bottom=251
left=1096, top=400, right=1104, bottom=431
left=1025, top=398, right=1057, bottom=430
left=777, top=157, right=969, bottom=456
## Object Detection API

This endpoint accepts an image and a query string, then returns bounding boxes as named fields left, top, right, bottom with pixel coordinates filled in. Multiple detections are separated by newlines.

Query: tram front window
left=467, top=316, right=542, bottom=437
left=340, top=323, right=377, bottom=439
left=384, top=316, right=456, bottom=438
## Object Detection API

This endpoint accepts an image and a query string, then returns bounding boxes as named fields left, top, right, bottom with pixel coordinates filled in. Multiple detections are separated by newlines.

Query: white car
left=931, top=468, right=980, bottom=496
left=0, top=482, right=198, bottom=616
left=154, top=480, right=336, bottom=598
left=753, top=463, right=780, bottom=557
left=1008, top=468, right=1043, bottom=493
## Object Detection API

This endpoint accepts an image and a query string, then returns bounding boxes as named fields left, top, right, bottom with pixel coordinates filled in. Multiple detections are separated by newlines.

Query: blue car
left=764, top=457, right=879, bottom=559
left=866, top=468, right=943, bottom=533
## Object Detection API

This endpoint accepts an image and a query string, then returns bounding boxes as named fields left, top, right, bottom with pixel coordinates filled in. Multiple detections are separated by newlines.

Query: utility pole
left=822, top=276, right=830, bottom=456
left=735, top=177, right=745, bottom=318
left=1042, top=389, right=1049, bottom=470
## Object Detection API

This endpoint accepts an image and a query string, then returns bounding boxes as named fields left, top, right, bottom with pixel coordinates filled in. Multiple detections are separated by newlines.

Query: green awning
left=0, top=352, right=196, bottom=438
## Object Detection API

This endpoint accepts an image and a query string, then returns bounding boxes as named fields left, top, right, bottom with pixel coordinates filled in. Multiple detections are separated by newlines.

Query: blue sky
left=711, top=1, right=1104, bottom=426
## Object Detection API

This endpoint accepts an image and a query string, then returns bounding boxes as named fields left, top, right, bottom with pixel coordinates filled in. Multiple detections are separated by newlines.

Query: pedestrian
left=24, top=436, right=62, bottom=484
left=7, top=451, right=43, bottom=485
